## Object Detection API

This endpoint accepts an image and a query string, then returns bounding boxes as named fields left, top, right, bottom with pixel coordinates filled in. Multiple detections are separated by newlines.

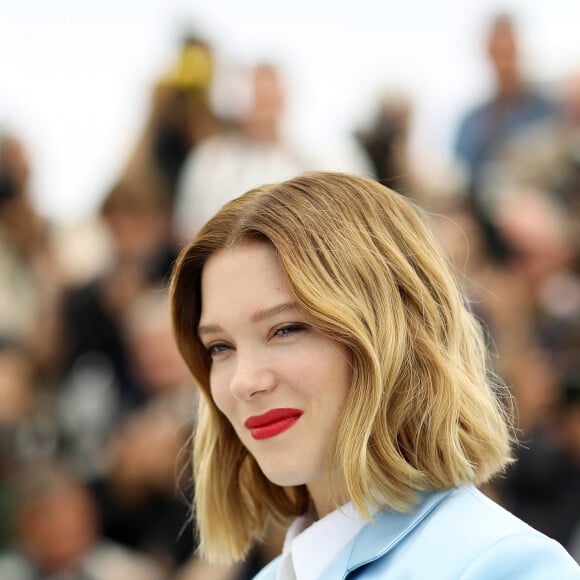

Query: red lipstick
left=244, top=408, right=303, bottom=440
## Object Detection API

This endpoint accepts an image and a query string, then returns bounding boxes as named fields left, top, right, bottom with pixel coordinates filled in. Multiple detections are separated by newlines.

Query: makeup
left=244, top=408, right=303, bottom=440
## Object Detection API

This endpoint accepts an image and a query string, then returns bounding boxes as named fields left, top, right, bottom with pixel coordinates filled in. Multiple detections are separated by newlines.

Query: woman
left=170, top=172, right=580, bottom=578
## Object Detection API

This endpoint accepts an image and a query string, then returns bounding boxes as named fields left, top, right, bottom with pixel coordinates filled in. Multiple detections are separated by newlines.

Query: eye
left=205, top=342, right=232, bottom=358
left=274, top=323, right=306, bottom=338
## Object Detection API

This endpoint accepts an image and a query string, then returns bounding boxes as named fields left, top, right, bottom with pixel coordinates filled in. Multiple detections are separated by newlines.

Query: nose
left=229, top=349, right=276, bottom=400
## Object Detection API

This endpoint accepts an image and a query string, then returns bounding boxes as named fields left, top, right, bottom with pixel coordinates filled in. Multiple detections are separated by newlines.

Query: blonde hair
left=170, top=172, right=513, bottom=563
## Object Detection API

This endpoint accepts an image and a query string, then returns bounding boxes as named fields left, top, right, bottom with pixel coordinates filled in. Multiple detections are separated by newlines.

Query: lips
left=244, top=408, right=303, bottom=440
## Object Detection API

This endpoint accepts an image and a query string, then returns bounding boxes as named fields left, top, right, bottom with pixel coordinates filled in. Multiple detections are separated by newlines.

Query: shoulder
left=354, top=487, right=580, bottom=579
left=522, top=89, right=555, bottom=111
left=417, top=486, right=572, bottom=552
left=437, top=486, right=557, bottom=538
left=178, top=132, right=235, bottom=183
left=457, top=101, right=494, bottom=128
left=458, top=532, right=580, bottom=579
left=454, top=102, right=495, bottom=153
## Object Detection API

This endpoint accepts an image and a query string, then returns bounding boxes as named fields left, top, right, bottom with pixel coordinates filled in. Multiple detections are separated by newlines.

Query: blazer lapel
left=319, top=488, right=454, bottom=579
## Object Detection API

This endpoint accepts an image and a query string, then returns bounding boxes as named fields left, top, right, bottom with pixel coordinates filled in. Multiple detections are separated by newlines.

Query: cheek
left=296, top=362, right=350, bottom=422
left=313, top=348, right=351, bottom=395
left=209, top=369, right=232, bottom=417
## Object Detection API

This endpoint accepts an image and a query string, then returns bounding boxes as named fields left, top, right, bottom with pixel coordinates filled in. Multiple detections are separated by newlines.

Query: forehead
left=203, top=241, right=281, bottom=280
left=200, top=242, right=291, bottom=318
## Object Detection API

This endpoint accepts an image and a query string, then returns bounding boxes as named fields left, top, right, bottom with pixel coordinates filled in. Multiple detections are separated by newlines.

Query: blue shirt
left=454, top=91, right=555, bottom=196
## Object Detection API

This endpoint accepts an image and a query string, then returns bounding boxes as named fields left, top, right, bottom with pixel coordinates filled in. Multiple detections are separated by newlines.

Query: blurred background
left=1, top=0, right=579, bottom=578
left=2, top=0, right=579, bottom=223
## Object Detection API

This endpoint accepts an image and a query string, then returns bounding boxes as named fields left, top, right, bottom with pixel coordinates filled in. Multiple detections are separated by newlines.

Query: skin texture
left=198, top=241, right=351, bottom=517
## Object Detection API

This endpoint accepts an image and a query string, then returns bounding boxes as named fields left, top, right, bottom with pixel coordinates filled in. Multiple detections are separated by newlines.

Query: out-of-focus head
left=154, top=35, right=216, bottom=140
left=252, top=64, right=284, bottom=116
left=242, top=63, right=285, bottom=140
left=99, top=178, right=170, bottom=260
left=164, top=36, right=214, bottom=94
left=496, top=188, right=573, bottom=283
left=123, top=291, right=192, bottom=395
left=13, top=462, right=99, bottom=574
left=487, top=14, right=519, bottom=84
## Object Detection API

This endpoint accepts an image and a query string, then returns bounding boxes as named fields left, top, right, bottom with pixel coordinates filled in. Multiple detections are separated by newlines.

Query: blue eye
left=206, top=343, right=231, bottom=357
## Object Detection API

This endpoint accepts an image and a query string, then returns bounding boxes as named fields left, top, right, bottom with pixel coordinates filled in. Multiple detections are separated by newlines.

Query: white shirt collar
left=276, top=502, right=371, bottom=580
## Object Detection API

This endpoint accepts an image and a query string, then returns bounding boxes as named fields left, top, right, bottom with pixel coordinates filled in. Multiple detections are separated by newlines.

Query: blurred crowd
left=0, top=12, right=579, bottom=579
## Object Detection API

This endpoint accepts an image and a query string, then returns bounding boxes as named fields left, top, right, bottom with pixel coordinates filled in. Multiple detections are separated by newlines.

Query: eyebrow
left=197, top=302, right=299, bottom=338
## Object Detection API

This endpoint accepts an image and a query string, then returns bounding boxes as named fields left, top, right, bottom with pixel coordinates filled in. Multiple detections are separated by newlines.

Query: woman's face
left=199, top=242, right=351, bottom=500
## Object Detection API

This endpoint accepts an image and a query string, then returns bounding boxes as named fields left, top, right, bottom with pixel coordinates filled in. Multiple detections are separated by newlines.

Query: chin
left=258, top=462, right=308, bottom=488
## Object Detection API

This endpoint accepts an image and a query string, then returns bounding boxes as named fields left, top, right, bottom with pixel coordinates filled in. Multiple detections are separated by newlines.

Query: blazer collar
left=320, top=488, right=454, bottom=579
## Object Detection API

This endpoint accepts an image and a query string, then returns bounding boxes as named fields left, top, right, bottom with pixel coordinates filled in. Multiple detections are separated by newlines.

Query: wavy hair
left=169, top=172, right=513, bottom=563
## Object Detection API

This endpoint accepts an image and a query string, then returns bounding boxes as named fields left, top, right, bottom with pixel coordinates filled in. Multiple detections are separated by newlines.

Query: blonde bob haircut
left=170, top=171, right=513, bottom=564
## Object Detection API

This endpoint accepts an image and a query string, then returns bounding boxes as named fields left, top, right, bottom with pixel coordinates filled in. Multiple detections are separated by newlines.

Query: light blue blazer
left=254, top=486, right=580, bottom=579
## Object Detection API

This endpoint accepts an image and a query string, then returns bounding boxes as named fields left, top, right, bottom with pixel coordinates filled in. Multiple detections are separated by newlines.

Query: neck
left=497, top=73, right=524, bottom=101
left=307, top=476, right=349, bottom=519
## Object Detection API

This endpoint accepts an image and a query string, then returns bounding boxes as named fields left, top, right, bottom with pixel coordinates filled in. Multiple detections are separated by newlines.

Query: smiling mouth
left=244, top=408, right=303, bottom=440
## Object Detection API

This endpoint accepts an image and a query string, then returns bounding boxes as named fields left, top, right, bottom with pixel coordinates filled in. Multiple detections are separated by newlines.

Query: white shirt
left=275, top=502, right=371, bottom=580
left=174, top=132, right=310, bottom=242
left=173, top=131, right=374, bottom=243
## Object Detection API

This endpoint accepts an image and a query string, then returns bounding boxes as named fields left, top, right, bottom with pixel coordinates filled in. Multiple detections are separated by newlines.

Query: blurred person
left=0, top=337, right=35, bottom=551
left=97, top=402, right=194, bottom=573
left=429, top=197, right=534, bottom=356
left=54, top=38, right=218, bottom=284
left=170, top=172, right=579, bottom=578
left=454, top=12, right=555, bottom=262
left=91, top=291, right=197, bottom=573
left=55, top=179, right=179, bottom=488
left=554, top=367, right=580, bottom=465
left=123, top=35, right=222, bottom=206
left=491, top=187, right=579, bottom=365
left=0, top=339, right=34, bottom=429
left=555, top=368, right=580, bottom=564
left=454, top=14, right=555, bottom=202
left=561, top=72, right=580, bottom=129
left=473, top=70, right=580, bottom=254
left=0, top=336, right=60, bottom=472
left=494, top=361, right=580, bottom=562
left=173, top=61, right=374, bottom=243
left=550, top=73, right=580, bottom=250
left=0, top=461, right=163, bottom=579
left=471, top=181, right=580, bottom=561
left=494, top=187, right=577, bottom=303
left=122, top=290, right=196, bottom=399
left=59, top=178, right=178, bottom=421
left=173, top=62, right=315, bottom=242
left=98, top=176, right=177, bottom=279
left=356, top=91, right=416, bottom=195
left=0, top=131, right=63, bottom=378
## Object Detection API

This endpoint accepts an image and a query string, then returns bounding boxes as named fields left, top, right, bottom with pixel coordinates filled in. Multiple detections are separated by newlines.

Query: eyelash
left=203, top=324, right=307, bottom=358
left=205, top=343, right=231, bottom=357
left=274, top=323, right=306, bottom=337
